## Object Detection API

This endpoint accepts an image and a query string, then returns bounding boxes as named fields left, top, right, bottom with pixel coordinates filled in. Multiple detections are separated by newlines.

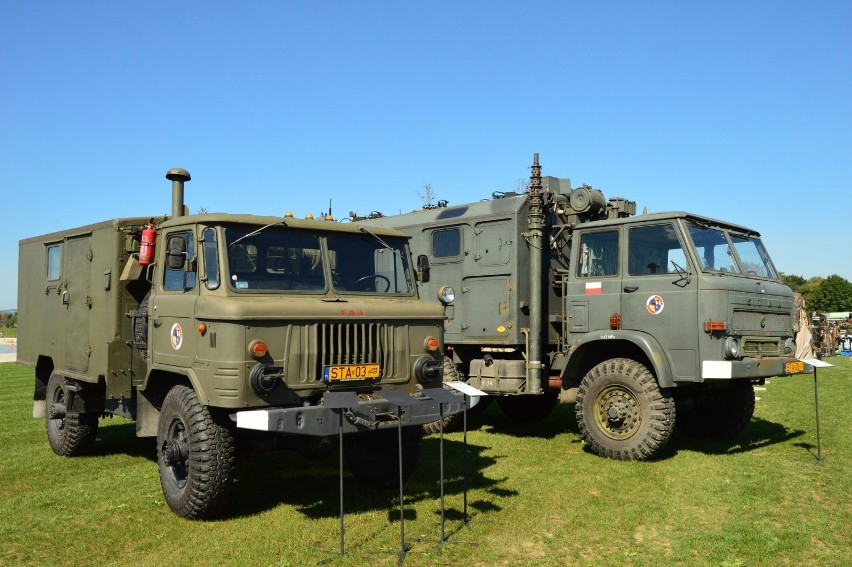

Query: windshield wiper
left=359, top=226, right=401, bottom=255
left=230, top=220, right=287, bottom=247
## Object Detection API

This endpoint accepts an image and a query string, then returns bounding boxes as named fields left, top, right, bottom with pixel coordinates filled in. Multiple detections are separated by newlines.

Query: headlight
left=784, top=338, right=796, bottom=355
left=249, top=363, right=284, bottom=395
left=724, top=337, right=740, bottom=359
left=414, top=356, right=442, bottom=385
left=438, top=286, right=455, bottom=305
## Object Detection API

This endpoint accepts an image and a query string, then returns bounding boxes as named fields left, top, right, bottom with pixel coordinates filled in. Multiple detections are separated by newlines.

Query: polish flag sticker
left=585, top=282, right=602, bottom=295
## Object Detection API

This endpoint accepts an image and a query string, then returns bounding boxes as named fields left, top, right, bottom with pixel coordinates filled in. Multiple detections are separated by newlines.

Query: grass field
left=1, top=359, right=850, bottom=566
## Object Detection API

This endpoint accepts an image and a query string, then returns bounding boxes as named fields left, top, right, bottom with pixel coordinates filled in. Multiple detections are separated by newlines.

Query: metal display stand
left=319, top=384, right=484, bottom=564
left=802, top=358, right=834, bottom=464
left=320, top=391, right=361, bottom=560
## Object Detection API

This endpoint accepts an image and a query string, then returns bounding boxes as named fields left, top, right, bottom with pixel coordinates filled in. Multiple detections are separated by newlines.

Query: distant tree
left=808, top=274, right=852, bottom=313
left=418, top=183, right=436, bottom=208
left=780, top=273, right=807, bottom=293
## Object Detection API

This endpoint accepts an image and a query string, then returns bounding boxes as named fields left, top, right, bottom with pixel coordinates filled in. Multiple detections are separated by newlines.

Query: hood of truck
left=194, top=294, right=445, bottom=321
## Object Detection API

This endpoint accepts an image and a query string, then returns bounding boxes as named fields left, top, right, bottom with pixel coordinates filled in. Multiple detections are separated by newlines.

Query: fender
left=563, top=330, right=676, bottom=388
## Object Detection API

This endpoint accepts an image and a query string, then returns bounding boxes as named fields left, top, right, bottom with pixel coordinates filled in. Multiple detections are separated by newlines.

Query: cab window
left=577, top=230, right=619, bottom=277
left=164, top=231, right=197, bottom=291
left=628, top=223, right=688, bottom=276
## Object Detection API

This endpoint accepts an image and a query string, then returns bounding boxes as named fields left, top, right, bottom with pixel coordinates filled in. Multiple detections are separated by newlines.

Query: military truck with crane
left=16, top=168, right=462, bottom=518
left=358, top=154, right=805, bottom=460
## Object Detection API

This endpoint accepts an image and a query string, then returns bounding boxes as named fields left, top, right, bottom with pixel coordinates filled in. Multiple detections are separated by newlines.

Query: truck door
left=64, top=234, right=92, bottom=372
left=150, top=230, right=198, bottom=368
left=620, top=222, right=699, bottom=381
left=425, top=224, right=467, bottom=341
left=566, top=229, right=622, bottom=335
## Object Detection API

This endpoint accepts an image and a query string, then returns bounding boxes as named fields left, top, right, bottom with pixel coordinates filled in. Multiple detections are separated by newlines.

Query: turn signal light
left=705, top=321, right=727, bottom=333
left=249, top=340, right=268, bottom=358
left=424, top=337, right=440, bottom=352
left=609, top=313, right=621, bottom=330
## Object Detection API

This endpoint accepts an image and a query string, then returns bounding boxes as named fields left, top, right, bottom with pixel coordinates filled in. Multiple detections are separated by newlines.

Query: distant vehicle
left=17, top=168, right=462, bottom=518
left=360, top=154, right=805, bottom=460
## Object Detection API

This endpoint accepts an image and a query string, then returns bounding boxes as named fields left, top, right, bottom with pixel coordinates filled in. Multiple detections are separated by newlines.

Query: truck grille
left=740, top=336, right=781, bottom=358
left=300, top=322, right=401, bottom=382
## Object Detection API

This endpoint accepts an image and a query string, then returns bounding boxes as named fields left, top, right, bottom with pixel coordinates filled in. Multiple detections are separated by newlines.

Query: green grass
left=1, top=359, right=850, bottom=566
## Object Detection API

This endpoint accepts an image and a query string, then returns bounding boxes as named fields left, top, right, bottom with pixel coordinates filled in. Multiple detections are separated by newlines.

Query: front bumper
left=701, top=356, right=808, bottom=381
left=235, top=389, right=465, bottom=436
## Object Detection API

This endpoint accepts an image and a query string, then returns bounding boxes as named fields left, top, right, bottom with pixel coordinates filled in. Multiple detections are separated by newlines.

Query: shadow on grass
left=621, top=416, right=807, bottom=460
left=226, top=436, right=511, bottom=520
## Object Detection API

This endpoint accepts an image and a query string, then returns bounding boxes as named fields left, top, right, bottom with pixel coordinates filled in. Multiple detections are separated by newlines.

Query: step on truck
left=358, top=154, right=806, bottom=460
left=17, top=168, right=462, bottom=518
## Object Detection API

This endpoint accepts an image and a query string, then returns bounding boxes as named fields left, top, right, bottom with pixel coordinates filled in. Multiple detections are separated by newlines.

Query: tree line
left=781, top=274, right=852, bottom=313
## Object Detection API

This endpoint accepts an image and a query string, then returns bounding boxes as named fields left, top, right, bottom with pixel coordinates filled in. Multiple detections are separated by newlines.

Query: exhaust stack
left=166, top=168, right=191, bottom=218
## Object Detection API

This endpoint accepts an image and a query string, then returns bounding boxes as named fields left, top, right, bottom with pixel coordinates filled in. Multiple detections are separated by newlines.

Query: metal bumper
left=701, top=356, right=807, bottom=381
left=235, top=390, right=465, bottom=436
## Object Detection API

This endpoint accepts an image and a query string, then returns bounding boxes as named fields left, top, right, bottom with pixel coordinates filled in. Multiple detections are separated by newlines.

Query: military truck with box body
left=360, top=154, right=805, bottom=460
left=17, top=168, right=462, bottom=518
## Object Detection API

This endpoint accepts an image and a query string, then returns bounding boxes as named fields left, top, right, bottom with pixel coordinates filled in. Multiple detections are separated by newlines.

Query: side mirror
left=166, top=235, right=188, bottom=270
left=417, top=254, right=430, bottom=283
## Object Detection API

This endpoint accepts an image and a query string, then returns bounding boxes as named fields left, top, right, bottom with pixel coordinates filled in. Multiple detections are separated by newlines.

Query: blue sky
left=1, top=1, right=850, bottom=310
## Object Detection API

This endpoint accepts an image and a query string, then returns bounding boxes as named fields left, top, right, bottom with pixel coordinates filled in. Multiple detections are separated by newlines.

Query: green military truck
left=17, top=168, right=461, bottom=518
left=360, top=154, right=805, bottom=460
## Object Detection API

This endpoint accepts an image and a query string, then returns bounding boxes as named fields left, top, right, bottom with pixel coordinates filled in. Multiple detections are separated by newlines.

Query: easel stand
left=802, top=358, right=834, bottom=464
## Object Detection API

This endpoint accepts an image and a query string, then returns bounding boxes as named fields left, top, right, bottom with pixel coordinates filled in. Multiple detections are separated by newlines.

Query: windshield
left=224, top=225, right=415, bottom=295
left=685, top=220, right=779, bottom=279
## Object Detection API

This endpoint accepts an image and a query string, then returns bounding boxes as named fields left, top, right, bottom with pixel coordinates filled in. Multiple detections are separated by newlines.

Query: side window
left=164, top=231, right=197, bottom=291
left=628, top=224, right=687, bottom=276
left=432, top=228, right=461, bottom=259
left=577, top=230, right=619, bottom=277
left=202, top=228, right=219, bottom=290
left=47, top=244, right=61, bottom=281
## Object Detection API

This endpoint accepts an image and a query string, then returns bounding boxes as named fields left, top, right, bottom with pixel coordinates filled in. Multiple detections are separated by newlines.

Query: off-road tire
left=344, top=426, right=423, bottom=487
left=676, top=380, right=755, bottom=440
left=423, top=357, right=463, bottom=435
left=576, top=358, right=675, bottom=461
left=496, top=392, right=558, bottom=422
left=46, top=373, right=98, bottom=456
left=157, top=385, right=236, bottom=519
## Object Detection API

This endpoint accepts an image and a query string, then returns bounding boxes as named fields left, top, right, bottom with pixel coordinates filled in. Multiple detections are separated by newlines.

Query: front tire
left=576, top=358, right=675, bottom=460
left=46, top=373, right=98, bottom=456
left=344, top=427, right=423, bottom=487
left=423, top=357, right=463, bottom=434
left=157, top=385, right=236, bottom=519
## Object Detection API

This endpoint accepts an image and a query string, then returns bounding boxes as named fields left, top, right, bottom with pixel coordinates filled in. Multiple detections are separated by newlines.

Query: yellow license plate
left=323, top=364, right=381, bottom=381
left=785, top=360, right=805, bottom=374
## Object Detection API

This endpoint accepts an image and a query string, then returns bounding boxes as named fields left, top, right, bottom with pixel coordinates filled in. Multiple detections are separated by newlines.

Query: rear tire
left=46, top=373, right=98, bottom=456
left=344, top=427, right=423, bottom=487
left=576, top=358, right=675, bottom=460
left=676, top=381, right=755, bottom=440
left=157, top=385, right=236, bottom=519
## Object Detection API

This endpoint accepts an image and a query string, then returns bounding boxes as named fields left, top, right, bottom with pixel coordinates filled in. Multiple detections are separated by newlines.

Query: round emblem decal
left=646, top=295, right=665, bottom=315
left=170, top=323, right=183, bottom=350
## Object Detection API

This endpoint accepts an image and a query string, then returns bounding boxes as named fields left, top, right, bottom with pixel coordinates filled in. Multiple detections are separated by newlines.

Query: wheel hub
left=161, top=438, right=188, bottom=467
left=594, top=386, right=641, bottom=440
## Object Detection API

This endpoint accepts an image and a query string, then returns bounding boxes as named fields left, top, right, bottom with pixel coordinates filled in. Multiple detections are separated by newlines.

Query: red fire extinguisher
left=138, top=220, right=156, bottom=265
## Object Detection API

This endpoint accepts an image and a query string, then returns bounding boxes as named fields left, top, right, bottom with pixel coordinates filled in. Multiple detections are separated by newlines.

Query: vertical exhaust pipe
left=166, top=168, right=191, bottom=218
left=526, top=153, right=544, bottom=395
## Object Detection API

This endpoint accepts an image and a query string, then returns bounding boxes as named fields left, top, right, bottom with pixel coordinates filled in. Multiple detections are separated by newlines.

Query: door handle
left=624, top=286, right=638, bottom=293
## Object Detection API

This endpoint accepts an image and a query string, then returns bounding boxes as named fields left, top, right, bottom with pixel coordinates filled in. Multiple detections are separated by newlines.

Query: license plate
left=323, top=364, right=381, bottom=382
left=785, top=360, right=805, bottom=374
